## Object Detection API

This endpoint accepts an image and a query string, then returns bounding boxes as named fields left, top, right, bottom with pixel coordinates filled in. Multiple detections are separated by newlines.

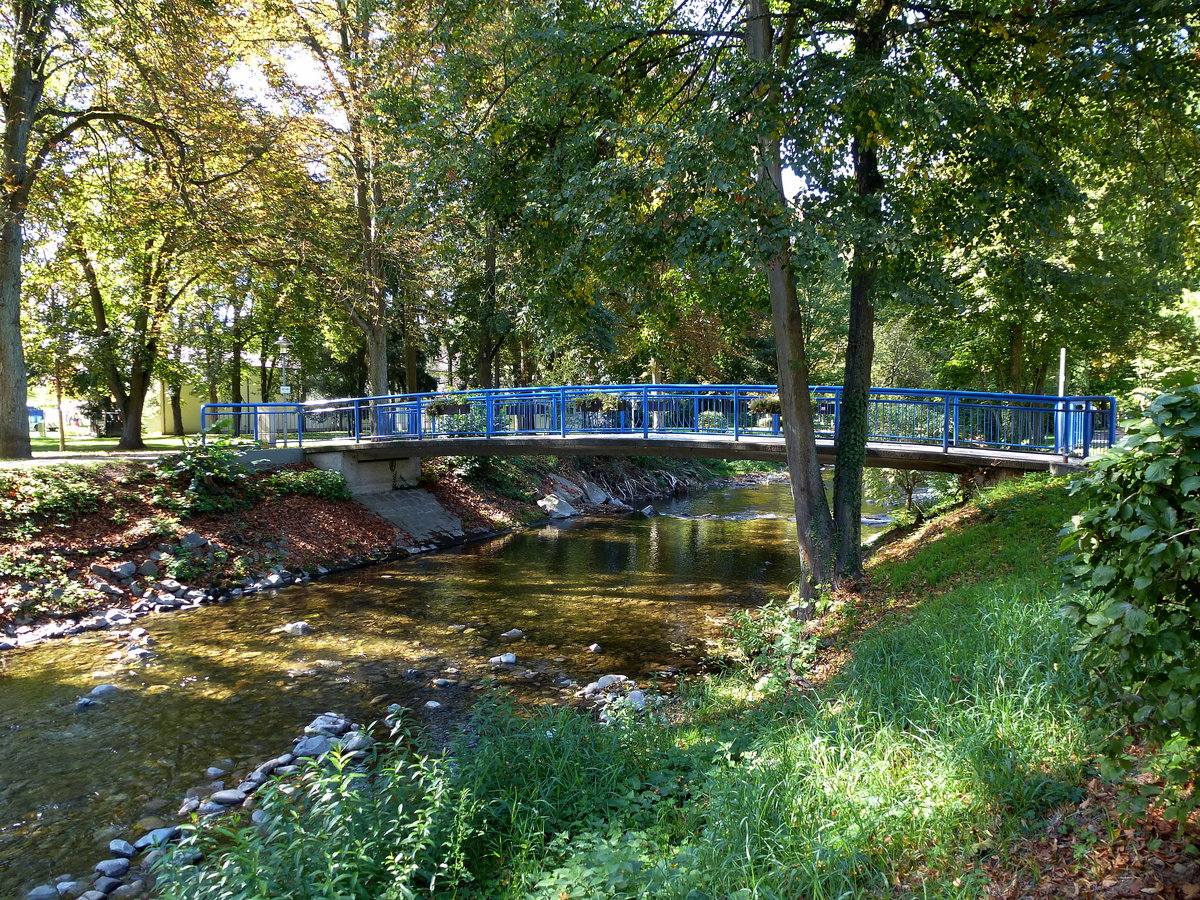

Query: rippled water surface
left=0, top=481, right=887, bottom=894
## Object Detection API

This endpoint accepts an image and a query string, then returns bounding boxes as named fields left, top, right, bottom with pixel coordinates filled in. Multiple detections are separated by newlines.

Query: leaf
left=1091, top=565, right=1117, bottom=587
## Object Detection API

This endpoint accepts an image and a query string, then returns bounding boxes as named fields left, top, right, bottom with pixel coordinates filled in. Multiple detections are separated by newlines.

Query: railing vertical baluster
left=832, top=388, right=841, bottom=441
left=642, top=387, right=649, bottom=438
left=416, top=396, right=423, bottom=438
left=486, top=392, right=494, bottom=438
left=1084, top=400, right=1095, bottom=458
left=733, top=388, right=740, bottom=440
left=942, top=393, right=951, bottom=452
left=297, top=405, right=304, bottom=446
left=354, top=401, right=362, bottom=443
left=253, top=407, right=260, bottom=445
left=560, top=387, right=568, bottom=437
left=1108, top=400, right=1117, bottom=449
left=952, top=396, right=959, bottom=449
left=694, top=390, right=700, bottom=432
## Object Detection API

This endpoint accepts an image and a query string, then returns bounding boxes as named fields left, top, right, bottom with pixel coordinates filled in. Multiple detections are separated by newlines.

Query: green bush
left=257, top=467, right=352, bottom=502
left=1061, top=378, right=1200, bottom=819
left=155, top=436, right=254, bottom=516
left=0, top=465, right=106, bottom=540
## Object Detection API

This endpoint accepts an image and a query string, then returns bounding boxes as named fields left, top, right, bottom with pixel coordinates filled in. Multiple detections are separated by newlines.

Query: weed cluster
left=0, top=465, right=106, bottom=540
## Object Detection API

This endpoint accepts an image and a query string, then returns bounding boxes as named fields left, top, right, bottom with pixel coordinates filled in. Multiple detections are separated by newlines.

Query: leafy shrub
left=1061, top=378, right=1200, bottom=819
left=0, top=465, right=106, bottom=540
left=697, top=410, right=730, bottom=431
left=154, top=436, right=254, bottom=516
left=726, top=600, right=818, bottom=676
left=748, top=394, right=781, bottom=416
left=257, top=467, right=351, bottom=502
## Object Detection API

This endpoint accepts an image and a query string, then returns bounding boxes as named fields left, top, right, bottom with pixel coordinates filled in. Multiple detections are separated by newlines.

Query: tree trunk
left=231, top=343, right=244, bottom=435
left=55, top=379, right=66, bottom=451
left=0, top=217, right=31, bottom=458
left=170, top=382, right=184, bottom=436
left=477, top=220, right=498, bottom=389
left=746, top=0, right=835, bottom=597
left=832, top=8, right=890, bottom=583
left=119, top=385, right=147, bottom=450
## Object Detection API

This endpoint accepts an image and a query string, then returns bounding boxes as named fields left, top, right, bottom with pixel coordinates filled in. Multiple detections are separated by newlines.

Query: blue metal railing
left=200, top=385, right=1118, bottom=459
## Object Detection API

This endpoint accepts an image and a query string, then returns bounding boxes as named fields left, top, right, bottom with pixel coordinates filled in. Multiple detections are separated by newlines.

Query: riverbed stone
left=26, top=885, right=58, bottom=900
left=537, top=495, right=577, bottom=518
left=205, top=766, right=227, bottom=778
left=640, top=505, right=657, bottom=517
left=180, top=532, right=208, bottom=549
left=424, top=700, right=442, bottom=710
left=112, top=562, right=137, bottom=579
left=0, top=638, right=16, bottom=651
left=281, top=621, right=312, bottom=636
left=586, top=643, right=602, bottom=653
left=78, top=893, right=107, bottom=900
left=489, top=652, right=517, bottom=665
left=108, top=839, right=136, bottom=859
left=56, top=882, right=83, bottom=898
left=339, top=731, right=373, bottom=752
left=626, top=690, right=647, bottom=710
left=88, top=684, right=121, bottom=699
left=500, top=628, right=524, bottom=640
left=210, top=789, right=246, bottom=806
left=136, top=560, right=158, bottom=577
left=596, top=674, right=625, bottom=690
left=93, top=859, right=129, bottom=879
left=198, top=801, right=225, bottom=815
left=110, top=883, right=144, bottom=899
left=132, top=825, right=181, bottom=851
left=294, top=734, right=333, bottom=758
left=305, top=713, right=350, bottom=736
left=91, top=877, right=123, bottom=895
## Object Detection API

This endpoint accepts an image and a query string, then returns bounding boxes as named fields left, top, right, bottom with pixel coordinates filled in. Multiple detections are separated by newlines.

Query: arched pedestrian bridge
left=203, top=385, right=1116, bottom=490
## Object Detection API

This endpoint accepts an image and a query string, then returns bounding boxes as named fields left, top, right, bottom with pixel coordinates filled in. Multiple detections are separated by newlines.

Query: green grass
left=159, top=474, right=1090, bottom=900
left=29, top=434, right=190, bottom=454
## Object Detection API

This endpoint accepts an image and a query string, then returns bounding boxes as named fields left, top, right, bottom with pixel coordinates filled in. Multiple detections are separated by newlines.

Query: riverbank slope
left=159, top=473, right=1199, bottom=899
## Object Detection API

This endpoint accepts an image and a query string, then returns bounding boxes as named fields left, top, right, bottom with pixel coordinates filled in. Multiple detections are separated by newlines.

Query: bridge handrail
left=200, top=384, right=1118, bottom=460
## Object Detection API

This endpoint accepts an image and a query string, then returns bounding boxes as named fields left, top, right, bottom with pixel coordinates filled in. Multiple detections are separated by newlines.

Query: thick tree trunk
left=170, top=382, right=184, bottom=436
left=747, top=0, right=835, bottom=597
left=832, top=9, right=890, bottom=583
left=231, top=344, right=244, bottom=435
left=0, top=218, right=31, bottom=458
left=117, top=365, right=151, bottom=450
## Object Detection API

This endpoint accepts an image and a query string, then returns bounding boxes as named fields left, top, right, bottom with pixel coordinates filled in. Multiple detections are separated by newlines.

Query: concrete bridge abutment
left=307, top=449, right=422, bottom=493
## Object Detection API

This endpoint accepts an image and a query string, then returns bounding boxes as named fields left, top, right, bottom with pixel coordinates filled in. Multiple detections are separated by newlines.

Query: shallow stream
left=0, top=481, right=888, bottom=894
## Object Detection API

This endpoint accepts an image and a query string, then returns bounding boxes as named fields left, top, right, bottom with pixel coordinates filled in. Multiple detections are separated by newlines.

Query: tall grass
left=162, top=476, right=1088, bottom=900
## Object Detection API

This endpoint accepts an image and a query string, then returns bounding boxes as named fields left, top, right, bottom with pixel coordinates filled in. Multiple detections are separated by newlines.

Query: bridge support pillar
left=307, top=450, right=421, bottom=494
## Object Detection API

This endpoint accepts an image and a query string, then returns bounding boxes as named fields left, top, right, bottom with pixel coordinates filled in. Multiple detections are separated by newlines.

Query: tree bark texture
left=746, top=0, right=835, bottom=595
left=832, top=7, right=890, bottom=582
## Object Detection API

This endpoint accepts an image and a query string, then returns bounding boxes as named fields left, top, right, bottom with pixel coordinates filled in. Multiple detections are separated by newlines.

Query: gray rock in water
left=281, top=621, right=312, bottom=636
left=596, top=674, right=626, bottom=690
left=305, top=713, right=350, bottom=736
left=177, top=797, right=200, bottom=816
left=91, top=877, right=123, bottom=895
left=112, top=562, right=137, bottom=579
left=536, top=495, right=577, bottom=518
left=93, top=859, right=129, bottom=879
left=293, top=734, right=333, bottom=758
left=500, top=628, right=524, bottom=640
left=579, top=479, right=611, bottom=504
left=423, top=700, right=442, bottom=710
left=132, top=825, right=181, bottom=851
left=109, top=882, right=144, bottom=898
left=126, top=648, right=154, bottom=661
left=75, top=697, right=98, bottom=711
left=179, top=531, right=208, bottom=550
left=640, top=505, right=657, bottom=517
left=0, top=639, right=16, bottom=651
left=198, top=801, right=225, bottom=816
left=585, top=643, right=602, bottom=654
left=489, top=652, right=517, bottom=666
left=88, top=684, right=121, bottom=699
left=210, top=789, right=246, bottom=806
left=205, top=766, right=227, bottom=778
left=55, top=882, right=83, bottom=898
left=77, top=892, right=107, bottom=900
left=25, top=886, right=58, bottom=900
left=339, top=731, right=374, bottom=753
left=107, top=839, right=136, bottom=859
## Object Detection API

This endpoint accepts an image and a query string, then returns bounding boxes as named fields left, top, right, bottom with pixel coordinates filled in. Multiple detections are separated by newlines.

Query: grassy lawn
left=29, top=434, right=191, bottom=454
left=161, top=475, right=1105, bottom=900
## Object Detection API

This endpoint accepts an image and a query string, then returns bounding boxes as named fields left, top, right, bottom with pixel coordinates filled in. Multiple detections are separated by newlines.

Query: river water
left=0, top=481, right=888, bottom=895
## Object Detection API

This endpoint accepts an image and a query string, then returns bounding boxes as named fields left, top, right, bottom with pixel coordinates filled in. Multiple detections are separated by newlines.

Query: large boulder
left=537, top=495, right=577, bottom=518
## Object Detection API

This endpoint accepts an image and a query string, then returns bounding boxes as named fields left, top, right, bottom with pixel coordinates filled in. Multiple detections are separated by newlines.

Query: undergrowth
left=160, top=475, right=1090, bottom=900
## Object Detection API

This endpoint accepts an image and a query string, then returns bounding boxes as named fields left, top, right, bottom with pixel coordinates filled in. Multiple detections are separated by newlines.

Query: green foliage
left=0, top=551, right=100, bottom=615
left=0, top=465, right=106, bottom=540
left=1061, top=379, right=1200, bottom=819
left=696, top=410, right=730, bottom=431
left=154, top=436, right=255, bottom=516
left=725, top=600, right=818, bottom=677
left=747, top=395, right=781, bottom=416
left=256, top=468, right=352, bottom=503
